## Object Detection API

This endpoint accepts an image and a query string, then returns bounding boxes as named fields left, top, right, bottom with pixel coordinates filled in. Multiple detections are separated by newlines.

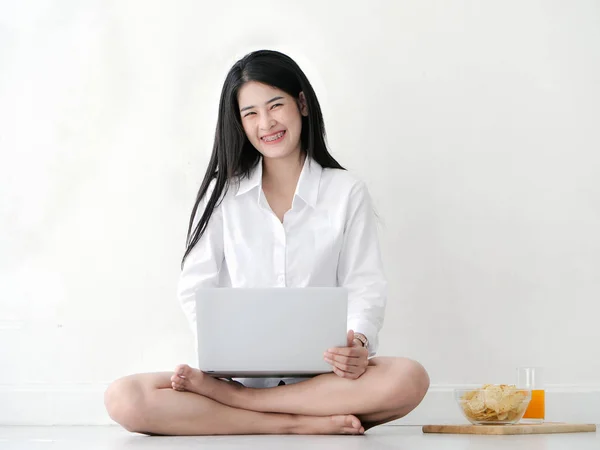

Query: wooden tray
left=422, top=422, right=597, bottom=435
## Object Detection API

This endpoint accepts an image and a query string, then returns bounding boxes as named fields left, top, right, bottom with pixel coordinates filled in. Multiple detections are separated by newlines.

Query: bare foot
left=171, top=364, right=240, bottom=398
left=171, top=365, right=364, bottom=434
left=293, top=414, right=364, bottom=435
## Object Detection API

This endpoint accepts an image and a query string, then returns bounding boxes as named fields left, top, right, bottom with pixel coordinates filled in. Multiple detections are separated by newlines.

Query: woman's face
left=238, top=81, right=308, bottom=161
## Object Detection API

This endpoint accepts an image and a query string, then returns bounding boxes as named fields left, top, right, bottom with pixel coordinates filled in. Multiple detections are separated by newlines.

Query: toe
left=171, top=380, right=185, bottom=391
left=347, top=415, right=361, bottom=429
left=174, top=363, right=190, bottom=378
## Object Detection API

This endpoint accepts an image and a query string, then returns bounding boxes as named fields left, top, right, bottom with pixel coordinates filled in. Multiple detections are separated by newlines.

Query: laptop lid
left=195, top=287, right=348, bottom=378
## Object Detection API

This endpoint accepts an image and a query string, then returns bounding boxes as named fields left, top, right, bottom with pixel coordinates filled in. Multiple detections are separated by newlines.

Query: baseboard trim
left=1, top=383, right=599, bottom=426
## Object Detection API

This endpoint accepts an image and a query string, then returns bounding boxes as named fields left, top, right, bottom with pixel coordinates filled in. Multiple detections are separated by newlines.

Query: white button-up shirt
left=177, top=157, right=387, bottom=386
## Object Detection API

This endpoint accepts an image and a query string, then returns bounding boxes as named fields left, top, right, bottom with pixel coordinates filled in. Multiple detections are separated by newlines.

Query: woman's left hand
left=324, top=330, right=369, bottom=380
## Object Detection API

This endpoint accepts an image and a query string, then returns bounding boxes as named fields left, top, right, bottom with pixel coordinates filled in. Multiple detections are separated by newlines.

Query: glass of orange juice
left=517, top=367, right=545, bottom=423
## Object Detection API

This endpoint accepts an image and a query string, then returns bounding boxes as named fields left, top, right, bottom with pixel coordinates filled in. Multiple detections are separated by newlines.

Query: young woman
left=105, top=50, right=429, bottom=436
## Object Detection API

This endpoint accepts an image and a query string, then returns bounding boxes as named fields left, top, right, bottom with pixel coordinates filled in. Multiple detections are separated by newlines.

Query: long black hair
left=181, top=50, right=345, bottom=269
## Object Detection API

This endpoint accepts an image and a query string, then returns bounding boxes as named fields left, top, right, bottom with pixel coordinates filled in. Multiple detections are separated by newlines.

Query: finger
left=347, top=329, right=354, bottom=347
left=334, top=365, right=363, bottom=380
left=326, top=356, right=366, bottom=374
left=326, top=347, right=356, bottom=357
left=325, top=353, right=363, bottom=366
left=330, top=359, right=363, bottom=372
left=324, top=356, right=353, bottom=372
left=338, top=358, right=368, bottom=373
left=326, top=347, right=367, bottom=357
left=331, top=365, right=359, bottom=379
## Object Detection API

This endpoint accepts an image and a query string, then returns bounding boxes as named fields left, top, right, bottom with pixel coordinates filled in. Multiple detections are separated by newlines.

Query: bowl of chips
left=455, top=384, right=531, bottom=425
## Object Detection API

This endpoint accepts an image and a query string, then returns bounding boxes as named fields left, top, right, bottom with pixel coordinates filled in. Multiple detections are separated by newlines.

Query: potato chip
left=469, top=392, right=486, bottom=413
left=459, top=384, right=530, bottom=423
left=462, top=390, right=477, bottom=401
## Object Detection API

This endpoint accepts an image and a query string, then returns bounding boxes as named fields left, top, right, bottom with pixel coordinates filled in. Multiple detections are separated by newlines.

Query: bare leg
left=105, top=372, right=365, bottom=436
left=171, top=356, right=430, bottom=423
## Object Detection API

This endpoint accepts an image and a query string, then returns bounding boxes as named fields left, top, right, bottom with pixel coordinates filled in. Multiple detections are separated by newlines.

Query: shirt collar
left=294, top=157, right=322, bottom=208
left=234, top=156, right=322, bottom=208
left=235, top=160, right=263, bottom=197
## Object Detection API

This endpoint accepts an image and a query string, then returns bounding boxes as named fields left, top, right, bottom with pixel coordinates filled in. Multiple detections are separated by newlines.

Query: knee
left=406, top=359, right=430, bottom=403
left=104, top=376, right=148, bottom=433
left=387, top=358, right=430, bottom=409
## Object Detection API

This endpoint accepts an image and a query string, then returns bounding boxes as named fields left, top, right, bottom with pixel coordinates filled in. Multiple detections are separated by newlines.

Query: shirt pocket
left=223, top=210, right=274, bottom=286
left=289, top=210, right=340, bottom=284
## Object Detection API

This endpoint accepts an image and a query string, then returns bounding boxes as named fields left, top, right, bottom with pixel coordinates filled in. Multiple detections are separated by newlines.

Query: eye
left=243, top=111, right=256, bottom=118
left=271, top=103, right=282, bottom=109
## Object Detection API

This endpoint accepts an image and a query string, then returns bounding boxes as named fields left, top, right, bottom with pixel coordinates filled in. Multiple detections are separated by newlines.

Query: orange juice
left=523, top=389, right=545, bottom=419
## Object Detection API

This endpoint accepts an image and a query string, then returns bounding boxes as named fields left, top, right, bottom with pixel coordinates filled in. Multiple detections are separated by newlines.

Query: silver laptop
left=195, top=287, right=348, bottom=378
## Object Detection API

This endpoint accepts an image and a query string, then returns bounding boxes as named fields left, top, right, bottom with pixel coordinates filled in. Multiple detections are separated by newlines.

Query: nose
left=259, top=111, right=276, bottom=131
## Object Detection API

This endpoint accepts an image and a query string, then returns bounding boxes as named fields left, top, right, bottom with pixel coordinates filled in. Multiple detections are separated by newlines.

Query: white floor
left=0, top=425, right=598, bottom=450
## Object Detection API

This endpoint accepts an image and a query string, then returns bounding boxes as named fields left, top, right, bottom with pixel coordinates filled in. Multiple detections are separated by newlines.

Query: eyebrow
left=240, top=96, right=284, bottom=112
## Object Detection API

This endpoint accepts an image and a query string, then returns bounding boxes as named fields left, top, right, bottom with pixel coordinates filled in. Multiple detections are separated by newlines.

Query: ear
left=298, top=91, right=309, bottom=116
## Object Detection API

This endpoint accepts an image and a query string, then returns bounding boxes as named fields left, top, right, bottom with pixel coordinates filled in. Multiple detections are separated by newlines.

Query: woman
left=105, top=50, right=429, bottom=436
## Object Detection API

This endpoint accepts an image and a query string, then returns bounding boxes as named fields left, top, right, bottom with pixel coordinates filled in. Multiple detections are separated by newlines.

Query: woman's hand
left=324, top=330, right=369, bottom=380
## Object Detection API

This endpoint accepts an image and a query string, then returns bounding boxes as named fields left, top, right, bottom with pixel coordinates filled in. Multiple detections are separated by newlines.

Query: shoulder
left=320, top=167, right=369, bottom=199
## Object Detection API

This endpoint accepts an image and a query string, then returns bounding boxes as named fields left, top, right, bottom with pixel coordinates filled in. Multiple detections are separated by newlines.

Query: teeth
left=263, top=131, right=284, bottom=142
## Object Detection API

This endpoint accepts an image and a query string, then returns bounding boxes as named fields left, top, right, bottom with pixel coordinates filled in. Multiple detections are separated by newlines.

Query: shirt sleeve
left=177, top=182, right=224, bottom=343
left=337, top=181, right=387, bottom=357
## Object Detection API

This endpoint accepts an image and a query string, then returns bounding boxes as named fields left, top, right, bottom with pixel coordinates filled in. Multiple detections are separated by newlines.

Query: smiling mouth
left=261, top=130, right=286, bottom=143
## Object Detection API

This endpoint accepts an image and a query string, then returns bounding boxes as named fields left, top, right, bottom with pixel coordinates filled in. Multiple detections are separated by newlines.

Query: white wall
left=1, top=0, right=599, bottom=425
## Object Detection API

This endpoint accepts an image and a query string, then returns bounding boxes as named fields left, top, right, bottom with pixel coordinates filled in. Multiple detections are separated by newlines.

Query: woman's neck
left=262, top=151, right=306, bottom=194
